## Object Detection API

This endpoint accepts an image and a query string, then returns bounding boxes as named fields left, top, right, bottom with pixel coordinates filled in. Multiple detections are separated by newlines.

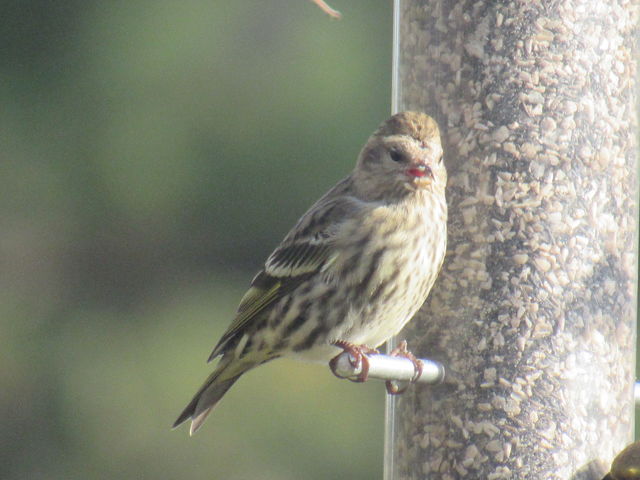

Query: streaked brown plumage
left=174, top=112, right=448, bottom=434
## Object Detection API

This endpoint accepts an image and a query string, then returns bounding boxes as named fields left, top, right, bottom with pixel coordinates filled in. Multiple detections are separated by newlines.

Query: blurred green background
left=1, top=1, right=391, bottom=479
left=2, top=1, right=638, bottom=480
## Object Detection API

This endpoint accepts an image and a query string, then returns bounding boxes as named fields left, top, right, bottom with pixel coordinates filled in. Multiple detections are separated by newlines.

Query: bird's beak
left=406, top=163, right=434, bottom=179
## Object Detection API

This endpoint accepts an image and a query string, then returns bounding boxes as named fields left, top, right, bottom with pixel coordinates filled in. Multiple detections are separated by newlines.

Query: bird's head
left=354, top=112, right=446, bottom=201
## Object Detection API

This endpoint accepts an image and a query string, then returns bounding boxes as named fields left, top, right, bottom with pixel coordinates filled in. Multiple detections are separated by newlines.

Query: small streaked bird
left=174, top=112, right=448, bottom=434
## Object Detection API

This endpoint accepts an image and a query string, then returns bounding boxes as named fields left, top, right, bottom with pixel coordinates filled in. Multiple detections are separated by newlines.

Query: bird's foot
left=385, top=340, right=423, bottom=395
left=329, top=340, right=379, bottom=382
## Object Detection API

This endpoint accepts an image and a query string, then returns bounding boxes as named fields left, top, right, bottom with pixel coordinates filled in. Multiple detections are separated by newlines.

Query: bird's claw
left=329, top=340, right=379, bottom=382
left=385, top=340, right=423, bottom=395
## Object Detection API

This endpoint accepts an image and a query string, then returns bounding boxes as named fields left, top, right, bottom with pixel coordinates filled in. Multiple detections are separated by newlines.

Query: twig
left=311, top=0, right=342, bottom=19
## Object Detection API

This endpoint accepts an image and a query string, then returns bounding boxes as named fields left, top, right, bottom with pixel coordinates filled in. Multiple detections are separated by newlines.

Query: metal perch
left=333, top=354, right=640, bottom=409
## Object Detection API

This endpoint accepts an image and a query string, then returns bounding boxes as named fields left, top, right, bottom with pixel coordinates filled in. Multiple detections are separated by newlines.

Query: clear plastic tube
left=385, top=1, right=638, bottom=478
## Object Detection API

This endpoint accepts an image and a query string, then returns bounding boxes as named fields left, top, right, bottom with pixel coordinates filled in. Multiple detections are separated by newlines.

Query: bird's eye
left=389, top=148, right=405, bottom=163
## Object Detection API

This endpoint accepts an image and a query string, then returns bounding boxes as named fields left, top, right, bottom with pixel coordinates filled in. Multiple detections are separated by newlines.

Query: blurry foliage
left=1, top=1, right=391, bottom=479
left=1, top=1, right=637, bottom=479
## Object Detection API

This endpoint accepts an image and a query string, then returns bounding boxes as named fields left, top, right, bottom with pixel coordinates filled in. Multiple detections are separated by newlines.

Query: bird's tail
left=172, top=362, right=244, bottom=435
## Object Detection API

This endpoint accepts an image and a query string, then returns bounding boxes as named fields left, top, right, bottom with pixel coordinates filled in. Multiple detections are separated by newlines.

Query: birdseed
left=386, top=0, right=638, bottom=479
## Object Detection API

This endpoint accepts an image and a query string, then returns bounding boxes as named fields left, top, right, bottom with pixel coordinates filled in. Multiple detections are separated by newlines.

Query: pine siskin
left=174, top=111, right=448, bottom=434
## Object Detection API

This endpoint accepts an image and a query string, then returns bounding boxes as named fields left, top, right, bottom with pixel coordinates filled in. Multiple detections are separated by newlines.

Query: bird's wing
left=208, top=189, right=362, bottom=361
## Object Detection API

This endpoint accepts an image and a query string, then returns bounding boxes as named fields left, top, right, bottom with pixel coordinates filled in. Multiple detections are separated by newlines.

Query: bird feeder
left=385, top=1, right=638, bottom=478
